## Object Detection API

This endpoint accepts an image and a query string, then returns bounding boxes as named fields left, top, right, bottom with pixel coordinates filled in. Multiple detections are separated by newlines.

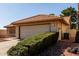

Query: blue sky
left=0, top=3, right=77, bottom=28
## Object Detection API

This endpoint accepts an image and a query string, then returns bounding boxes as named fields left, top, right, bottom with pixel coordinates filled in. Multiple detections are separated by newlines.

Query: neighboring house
left=0, top=29, right=7, bottom=38
left=5, top=14, right=71, bottom=39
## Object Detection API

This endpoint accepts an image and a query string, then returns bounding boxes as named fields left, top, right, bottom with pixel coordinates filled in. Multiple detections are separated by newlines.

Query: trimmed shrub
left=7, top=45, right=28, bottom=56
left=7, top=32, right=59, bottom=56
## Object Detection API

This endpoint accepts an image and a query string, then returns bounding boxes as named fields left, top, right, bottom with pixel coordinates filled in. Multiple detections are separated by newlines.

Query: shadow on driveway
left=0, top=38, right=10, bottom=42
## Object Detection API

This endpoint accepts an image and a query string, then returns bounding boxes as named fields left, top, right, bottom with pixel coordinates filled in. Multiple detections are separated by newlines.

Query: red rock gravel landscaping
left=38, top=40, right=79, bottom=56
left=63, top=49, right=79, bottom=56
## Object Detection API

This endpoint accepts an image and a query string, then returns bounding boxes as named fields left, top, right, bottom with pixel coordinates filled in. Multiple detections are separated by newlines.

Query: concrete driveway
left=0, top=37, right=19, bottom=56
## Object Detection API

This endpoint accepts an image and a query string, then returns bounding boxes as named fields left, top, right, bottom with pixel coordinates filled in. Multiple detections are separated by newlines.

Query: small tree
left=60, top=7, right=77, bottom=16
left=50, top=13, right=55, bottom=15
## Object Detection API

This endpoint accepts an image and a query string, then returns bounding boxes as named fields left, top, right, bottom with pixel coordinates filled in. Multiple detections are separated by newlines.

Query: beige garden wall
left=0, top=29, right=8, bottom=38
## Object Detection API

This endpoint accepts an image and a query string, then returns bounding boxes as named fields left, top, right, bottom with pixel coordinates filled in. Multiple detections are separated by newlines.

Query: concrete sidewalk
left=0, top=38, right=19, bottom=56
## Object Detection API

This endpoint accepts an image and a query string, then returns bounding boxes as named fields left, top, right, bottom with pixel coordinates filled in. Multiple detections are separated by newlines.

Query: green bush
left=7, top=32, right=59, bottom=56
left=7, top=45, right=28, bottom=56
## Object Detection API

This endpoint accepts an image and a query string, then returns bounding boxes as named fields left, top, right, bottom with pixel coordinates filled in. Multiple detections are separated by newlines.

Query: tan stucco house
left=5, top=14, right=71, bottom=39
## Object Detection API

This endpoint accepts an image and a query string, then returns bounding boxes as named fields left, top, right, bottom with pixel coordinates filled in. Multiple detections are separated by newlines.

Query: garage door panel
left=20, top=24, right=50, bottom=39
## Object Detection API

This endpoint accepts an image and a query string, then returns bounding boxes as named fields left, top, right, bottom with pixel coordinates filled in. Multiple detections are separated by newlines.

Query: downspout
left=18, top=26, right=20, bottom=39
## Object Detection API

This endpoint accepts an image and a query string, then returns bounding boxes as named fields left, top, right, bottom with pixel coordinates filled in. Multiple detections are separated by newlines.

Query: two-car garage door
left=20, top=24, right=57, bottom=39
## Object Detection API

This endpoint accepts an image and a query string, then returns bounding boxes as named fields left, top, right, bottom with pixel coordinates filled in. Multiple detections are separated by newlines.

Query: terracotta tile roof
left=12, top=14, right=66, bottom=24
left=5, top=14, right=70, bottom=28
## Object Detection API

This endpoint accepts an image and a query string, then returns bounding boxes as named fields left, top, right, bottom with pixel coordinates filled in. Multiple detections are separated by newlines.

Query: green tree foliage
left=50, top=13, right=55, bottom=15
left=60, top=7, right=77, bottom=16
